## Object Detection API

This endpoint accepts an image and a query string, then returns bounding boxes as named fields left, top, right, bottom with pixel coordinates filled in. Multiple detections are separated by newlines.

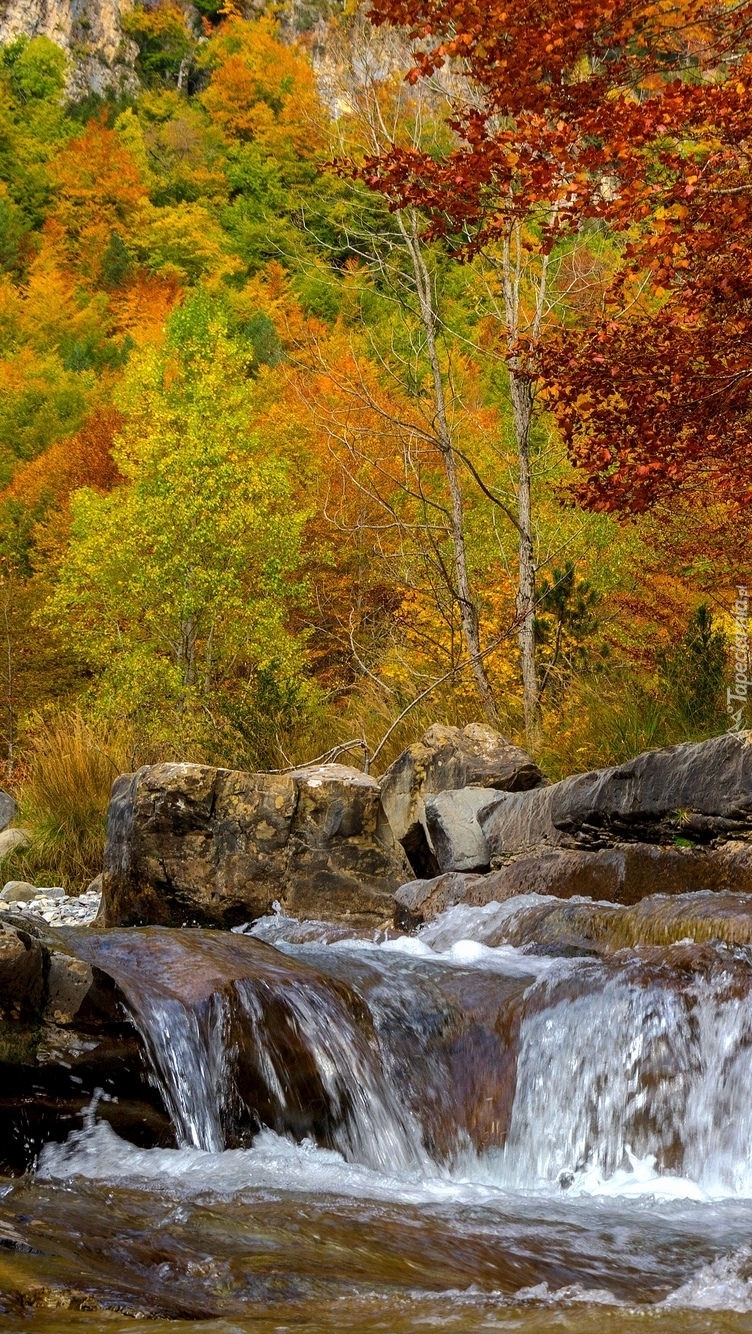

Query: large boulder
left=481, top=731, right=752, bottom=861
left=101, top=761, right=412, bottom=929
left=379, top=723, right=544, bottom=876
left=394, top=841, right=752, bottom=929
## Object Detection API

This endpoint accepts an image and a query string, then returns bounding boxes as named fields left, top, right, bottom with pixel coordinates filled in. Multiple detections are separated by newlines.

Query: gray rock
left=379, top=723, right=544, bottom=876
left=0, top=789, right=17, bottom=833
left=35, top=887, right=66, bottom=900
left=44, top=955, right=94, bottom=1025
left=481, top=732, right=752, bottom=860
left=423, top=788, right=507, bottom=873
left=0, top=828, right=30, bottom=861
left=101, top=761, right=412, bottom=929
left=1, top=881, right=38, bottom=903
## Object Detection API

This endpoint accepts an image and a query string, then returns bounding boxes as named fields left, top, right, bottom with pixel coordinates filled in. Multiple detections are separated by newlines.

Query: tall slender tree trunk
left=510, top=373, right=539, bottom=743
left=401, top=213, right=499, bottom=725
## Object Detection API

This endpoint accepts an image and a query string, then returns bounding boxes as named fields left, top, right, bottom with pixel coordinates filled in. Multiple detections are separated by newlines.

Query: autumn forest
left=1, top=0, right=751, bottom=885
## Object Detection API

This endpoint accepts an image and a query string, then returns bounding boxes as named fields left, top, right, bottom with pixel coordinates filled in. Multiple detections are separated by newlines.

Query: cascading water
left=6, top=897, right=752, bottom=1331
left=497, top=965, right=752, bottom=1190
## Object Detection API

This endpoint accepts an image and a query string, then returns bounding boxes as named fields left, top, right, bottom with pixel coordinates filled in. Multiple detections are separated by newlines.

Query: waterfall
left=498, top=955, right=752, bottom=1191
left=61, top=927, right=429, bottom=1172
left=51, top=917, right=752, bottom=1194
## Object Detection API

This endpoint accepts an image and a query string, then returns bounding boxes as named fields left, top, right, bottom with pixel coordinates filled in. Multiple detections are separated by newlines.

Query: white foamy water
left=247, top=903, right=752, bottom=1199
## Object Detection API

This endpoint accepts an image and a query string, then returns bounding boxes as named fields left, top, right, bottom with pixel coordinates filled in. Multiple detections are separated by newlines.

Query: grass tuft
left=4, top=713, right=135, bottom=892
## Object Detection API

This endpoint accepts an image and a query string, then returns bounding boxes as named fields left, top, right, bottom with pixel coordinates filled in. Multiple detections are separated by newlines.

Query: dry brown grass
left=6, top=713, right=136, bottom=892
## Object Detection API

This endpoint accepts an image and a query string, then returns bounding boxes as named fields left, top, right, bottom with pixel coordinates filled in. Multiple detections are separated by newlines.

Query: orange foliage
left=109, top=271, right=183, bottom=346
left=201, top=18, right=327, bottom=159
left=4, top=408, right=124, bottom=515
left=47, top=122, right=148, bottom=282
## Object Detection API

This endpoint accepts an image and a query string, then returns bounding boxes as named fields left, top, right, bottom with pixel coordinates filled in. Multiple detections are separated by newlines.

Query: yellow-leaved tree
left=46, top=293, right=314, bottom=765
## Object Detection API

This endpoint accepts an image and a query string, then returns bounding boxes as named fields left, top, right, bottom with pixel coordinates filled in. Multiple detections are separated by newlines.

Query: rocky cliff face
left=0, top=0, right=138, bottom=95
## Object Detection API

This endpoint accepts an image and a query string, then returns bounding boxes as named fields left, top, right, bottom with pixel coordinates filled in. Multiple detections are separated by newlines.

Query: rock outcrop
left=395, top=733, right=752, bottom=926
left=395, top=841, right=752, bottom=928
left=101, top=761, right=412, bottom=929
left=481, top=731, right=752, bottom=860
left=379, top=723, right=544, bottom=876
left=0, top=0, right=138, bottom=97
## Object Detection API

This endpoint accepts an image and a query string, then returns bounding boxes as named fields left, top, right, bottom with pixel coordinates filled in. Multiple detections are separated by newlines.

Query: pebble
left=0, top=888, right=102, bottom=926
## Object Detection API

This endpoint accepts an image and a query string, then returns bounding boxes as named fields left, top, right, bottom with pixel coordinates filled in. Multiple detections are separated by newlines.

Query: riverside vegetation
left=0, top=0, right=751, bottom=887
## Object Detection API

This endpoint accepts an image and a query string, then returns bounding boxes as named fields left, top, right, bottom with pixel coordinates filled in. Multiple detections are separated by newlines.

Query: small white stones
left=0, top=884, right=102, bottom=926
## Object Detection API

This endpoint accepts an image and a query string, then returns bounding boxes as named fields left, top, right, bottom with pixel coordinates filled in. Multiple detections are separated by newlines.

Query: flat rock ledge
left=101, top=761, right=412, bottom=929
left=395, top=842, right=752, bottom=929
left=481, top=731, right=752, bottom=859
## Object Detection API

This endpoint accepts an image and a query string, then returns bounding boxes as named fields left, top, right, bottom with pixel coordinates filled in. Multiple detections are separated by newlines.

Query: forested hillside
left=0, top=0, right=749, bottom=881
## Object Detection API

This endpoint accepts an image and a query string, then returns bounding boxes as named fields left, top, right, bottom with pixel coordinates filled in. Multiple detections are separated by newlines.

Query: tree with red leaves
left=358, top=0, right=752, bottom=736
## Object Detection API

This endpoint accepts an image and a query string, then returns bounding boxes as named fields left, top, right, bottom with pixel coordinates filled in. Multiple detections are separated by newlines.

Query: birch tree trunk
left=509, top=374, right=539, bottom=742
left=400, top=213, right=499, bottom=725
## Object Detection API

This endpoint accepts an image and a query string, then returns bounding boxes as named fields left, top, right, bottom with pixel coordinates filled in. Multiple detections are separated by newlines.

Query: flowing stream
left=4, top=897, right=752, bottom=1331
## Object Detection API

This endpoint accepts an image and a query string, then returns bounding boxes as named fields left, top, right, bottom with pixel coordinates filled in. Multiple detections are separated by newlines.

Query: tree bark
left=510, top=373, right=539, bottom=744
left=401, top=213, right=499, bottom=725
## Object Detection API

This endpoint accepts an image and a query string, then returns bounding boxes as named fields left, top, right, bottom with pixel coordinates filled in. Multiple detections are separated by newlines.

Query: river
left=3, top=898, right=752, bottom=1331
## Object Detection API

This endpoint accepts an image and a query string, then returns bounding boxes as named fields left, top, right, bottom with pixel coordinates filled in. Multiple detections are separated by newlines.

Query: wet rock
left=0, top=916, right=173, bottom=1172
left=1, top=882, right=39, bottom=903
left=0, top=921, right=44, bottom=1018
left=395, top=871, right=490, bottom=930
left=430, top=889, right=752, bottom=954
left=101, top=761, right=411, bottom=929
left=481, top=731, right=752, bottom=858
left=62, top=926, right=418, bottom=1160
left=259, top=937, right=535, bottom=1161
left=379, top=723, right=544, bottom=876
left=395, top=841, right=752, bottom=927
left=44, top=955, right=95, bottom=1025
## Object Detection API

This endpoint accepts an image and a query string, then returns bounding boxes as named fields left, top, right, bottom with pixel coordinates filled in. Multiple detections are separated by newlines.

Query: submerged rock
left=379, top=723, right=544, bottom=876
left=101, top=761, right=411, bottom=929
left=417, top=889, right=752, bottom=955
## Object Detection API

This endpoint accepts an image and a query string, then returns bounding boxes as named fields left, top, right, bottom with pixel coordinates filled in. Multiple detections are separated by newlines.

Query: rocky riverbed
left=0, top=885, right=102, bottom=927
